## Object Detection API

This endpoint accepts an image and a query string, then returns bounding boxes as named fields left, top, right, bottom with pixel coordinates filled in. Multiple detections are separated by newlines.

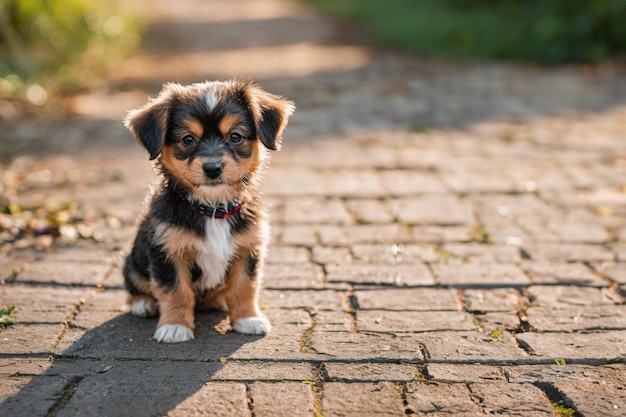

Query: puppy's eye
left=182, top=135, right=196, bottom=146
left=228, top=133, right=243, bottom=145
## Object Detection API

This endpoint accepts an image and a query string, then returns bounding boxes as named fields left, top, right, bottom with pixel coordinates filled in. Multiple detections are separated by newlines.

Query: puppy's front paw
left=153, top=324, right=195, bottom=343
left=233, top=317, right=272, bottom=335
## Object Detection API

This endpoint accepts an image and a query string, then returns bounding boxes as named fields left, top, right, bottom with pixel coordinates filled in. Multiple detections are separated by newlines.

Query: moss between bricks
left=552, top=402, right=576, bottom=416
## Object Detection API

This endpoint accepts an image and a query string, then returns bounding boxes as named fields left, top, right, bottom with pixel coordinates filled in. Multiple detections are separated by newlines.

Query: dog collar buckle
left=197, top=201, right=241, bottom=219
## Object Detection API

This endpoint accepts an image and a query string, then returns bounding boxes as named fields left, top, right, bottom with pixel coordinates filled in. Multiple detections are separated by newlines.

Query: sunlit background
left=0, top=0, right=625, bottom=252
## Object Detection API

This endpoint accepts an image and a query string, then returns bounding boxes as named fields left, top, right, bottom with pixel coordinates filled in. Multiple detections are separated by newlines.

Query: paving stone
left=264, top=167, right=326, bottom=196
left=516, top=331, right=626, bottom=361
left=211, top=362, right=314, bottom=381
left=442, top=167, right=518, bottom=193
left=165, top=383, right=249, bottom=417
left=324, top=362, right=422, bottom=382
left=505, top=364, right=626, bottom=384
left=443, top=243, right=522, bottom=263
left=518, top=218, right=607, bottom=243
left=263, top=263, right=326, bottom=289
left=412, top=225, right=473, bottom=243
left=614, top=244, right=626, bottom=262
left=326, top=263, right=434, bottom=286
left=323, top=170, right=388, bottom=198
left=528, top=285, right=621, bottom=309
left=318, top=224, right=414, bottom=245
left=473, top=194, right=561, bottom=219
left=102, top=266, right=125, bottom=288
left=389, top=196, right=473, bottom=226
left=0, top=284, right=91, bottom=324
left=0, top=371, right=73, bottom=417
left=279, top=225, right=318, bottom=246
left=260, top=289, right=347, bottom=311
left=593, top=262, right=626, bottom=284
left=307, top=331, right=424, bottom=362
left=0, top=376, right=33, bottom=403
left=357, top=310, right=475, bottom=333
left=426, top=363, right=506, bottom=382
left=249, top=382, right=315, bottom=417
left=354, top=287, right=460, bottom=311
left=266, top=246, right=310, bottom=264
left=61, top=309, right=314, bottom=362
left=15, top=261, right=111, bottom=286
left=379, top=170, right=448, bottom=195
left=322, top=382, right=405, bottom=417
left=553, top=380, right=626, bottom=417
left=273, top=142, right=396, bottom=169
left=430, top=263, right=529, bottom=287
left=351, top=243, right=440, bottom=263
left=472, top=218, right=529, bottom=246
left=0, top=358, right=52, bottom=376
left=475, top=312, right=521, bottom=332
left=1, top=323, right=63, bottom=354
left=84, top=288, right=129, bottom=312
left=468, top=383, right=555, bottom=416
left=69, top=289, right=128, bottom=330
left=404, top=381, right=484, bottom=416
left=463, top=288, right=522, bottom=312
left=523, top=262, right=605, bottom=286
left=44, top=361, right=247, bottom=417
left=346, top=199, right=395, bottom=224
left=419, top=331, right=528, bottom=362
left=396, top=146, right=447, bottom=170
left=0, top=253, right=21, bottom=282
left=221, top=311, right=316, bottom=362
left=505, top=165, right=575, bottom=192
left=313, top=310, right=352, bottom=332
left=522, top=243, right=615, bottom=262
left=526, top=305, right=626, bottom=331
left=42, top=246, right=117, bottom=264
left=543, top=220, right=611, bottom=243
left=312, top=246, right=352, bottom=265
left=282, top=197, right=352, bottom=225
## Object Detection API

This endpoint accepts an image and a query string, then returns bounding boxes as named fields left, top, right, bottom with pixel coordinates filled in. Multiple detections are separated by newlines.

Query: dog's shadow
left=1, top=306, right=294, bottom=416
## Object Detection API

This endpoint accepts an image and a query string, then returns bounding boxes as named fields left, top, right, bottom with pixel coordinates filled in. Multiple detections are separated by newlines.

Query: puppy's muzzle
left=203, top=161, right=224, bottom=179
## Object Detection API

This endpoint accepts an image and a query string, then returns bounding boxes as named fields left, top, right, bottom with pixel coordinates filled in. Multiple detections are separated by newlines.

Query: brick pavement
left=1, top=0, right=626, bottom=416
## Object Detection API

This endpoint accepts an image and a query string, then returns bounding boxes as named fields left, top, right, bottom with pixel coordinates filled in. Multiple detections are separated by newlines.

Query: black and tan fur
left=123, top=80, right=294, bottom=343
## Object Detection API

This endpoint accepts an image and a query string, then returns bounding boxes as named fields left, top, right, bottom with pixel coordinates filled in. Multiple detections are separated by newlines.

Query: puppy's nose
left=203, top=161, right=224, bottom=179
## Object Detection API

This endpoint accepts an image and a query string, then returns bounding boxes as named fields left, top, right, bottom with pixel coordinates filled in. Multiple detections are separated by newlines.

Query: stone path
left=1, top=0, right=626, bottom=416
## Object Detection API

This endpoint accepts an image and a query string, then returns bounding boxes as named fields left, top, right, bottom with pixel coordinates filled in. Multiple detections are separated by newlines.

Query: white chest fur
left=193, top=218, right=236, bottom=291
left=153, top=220, right=236, bottom=292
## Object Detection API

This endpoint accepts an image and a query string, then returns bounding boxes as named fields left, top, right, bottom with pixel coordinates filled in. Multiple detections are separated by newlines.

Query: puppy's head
left=125, top=80, right=294, bottom=203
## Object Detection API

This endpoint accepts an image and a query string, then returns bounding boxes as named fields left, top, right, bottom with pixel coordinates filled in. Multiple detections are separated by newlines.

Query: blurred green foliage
left=0, top=0, right=140, bottom=104
left=303, top=0, right=626, bottom=64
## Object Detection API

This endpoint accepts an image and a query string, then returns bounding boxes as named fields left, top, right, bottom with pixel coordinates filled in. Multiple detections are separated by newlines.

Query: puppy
left=123, top=80, right=294, bottom=343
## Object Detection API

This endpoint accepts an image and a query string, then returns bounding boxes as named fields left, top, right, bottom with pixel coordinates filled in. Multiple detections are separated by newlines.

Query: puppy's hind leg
left=129, top=295, right=158, bottom=318
left=124, top=254, right=158, bottom=318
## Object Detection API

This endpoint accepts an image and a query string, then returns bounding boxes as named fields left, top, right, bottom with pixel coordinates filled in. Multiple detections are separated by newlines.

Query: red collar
left=181, top=195, right=242, bottom=219
left=197, top=201, right=241, bottom=219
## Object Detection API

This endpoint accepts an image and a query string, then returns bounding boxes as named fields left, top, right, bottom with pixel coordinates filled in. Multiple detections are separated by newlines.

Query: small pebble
left=97, top=364, right=113, bottom=374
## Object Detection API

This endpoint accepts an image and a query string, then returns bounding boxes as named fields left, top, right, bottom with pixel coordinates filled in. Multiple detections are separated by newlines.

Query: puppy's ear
left=124, top=84, right=180, bottom=160
left=247, top=85, right=295, bottom=151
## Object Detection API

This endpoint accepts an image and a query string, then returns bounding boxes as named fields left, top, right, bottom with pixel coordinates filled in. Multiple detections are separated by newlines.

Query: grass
left=0, top=0, right=140, bottom=106
left=553, top=402, right=576, bottom=416
left=490, top=329, right=503, bottom=339
left=302, top=0, right=626, bottom=64
left=0, top=305, right=16, bottom=328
